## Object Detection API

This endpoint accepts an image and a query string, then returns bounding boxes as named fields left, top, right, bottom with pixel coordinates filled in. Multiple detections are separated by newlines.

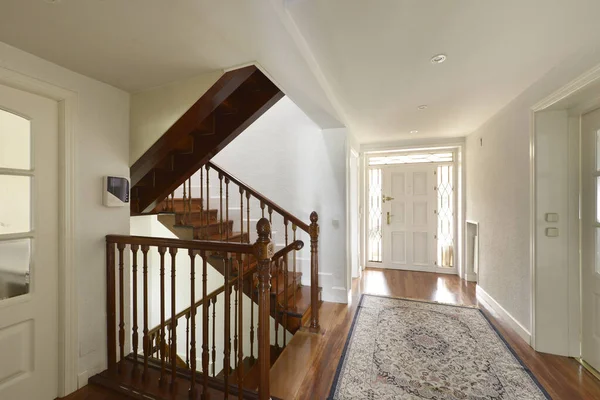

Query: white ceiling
left=284, top=0, right=600, bottom=143
left=1, top=1, right=600, bottom=143
left=0, top=0, right=342, bottom=128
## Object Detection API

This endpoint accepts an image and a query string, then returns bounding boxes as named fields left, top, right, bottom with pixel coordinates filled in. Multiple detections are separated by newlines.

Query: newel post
left=309, top=212, right=321, bottom=332
left=253, top=218, right=274, bottom=400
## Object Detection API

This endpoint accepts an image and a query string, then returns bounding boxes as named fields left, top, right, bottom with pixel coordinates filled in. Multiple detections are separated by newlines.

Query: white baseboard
left=77, top=370, right=89, bottom=389
left=476, top=285, right=531, bottom=345
left=464, top=272, right=478, bottom=282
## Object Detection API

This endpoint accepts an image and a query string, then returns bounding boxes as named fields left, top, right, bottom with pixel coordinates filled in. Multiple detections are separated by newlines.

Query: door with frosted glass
left=382, top=165, right=436, bottom=270
left=582, top=107, right=600, bottom=373
left=0, top=84, right=59, bottom=399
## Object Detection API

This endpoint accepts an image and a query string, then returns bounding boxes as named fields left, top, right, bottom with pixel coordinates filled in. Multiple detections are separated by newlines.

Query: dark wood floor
left=63, top=268, right=600, bottom=399
left=270, top=268, right=600, bottom=400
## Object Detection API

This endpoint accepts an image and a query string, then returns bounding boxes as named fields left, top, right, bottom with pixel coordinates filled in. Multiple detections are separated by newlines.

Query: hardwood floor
left=270, top=268, right=600, bottom=400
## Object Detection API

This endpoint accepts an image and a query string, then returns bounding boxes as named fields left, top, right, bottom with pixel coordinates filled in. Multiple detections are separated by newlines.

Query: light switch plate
left=545, top=213, right=559, bottom=223
left=545, top=227, right=559, bottom=237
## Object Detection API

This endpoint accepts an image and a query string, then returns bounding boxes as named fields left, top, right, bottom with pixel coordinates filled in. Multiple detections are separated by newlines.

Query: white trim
left=362, top=143, right=464, bottom=275
left=476, top=285, right=532, bottom=345
left=0, top=66, right=78, bottom=396
left=529, top=63, right=600, bottom=355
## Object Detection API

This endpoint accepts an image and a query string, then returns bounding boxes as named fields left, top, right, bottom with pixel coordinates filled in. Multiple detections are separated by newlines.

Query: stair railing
left=105, top=219, right=279, bottom=400
left=160, top=161, right=321, bottom=335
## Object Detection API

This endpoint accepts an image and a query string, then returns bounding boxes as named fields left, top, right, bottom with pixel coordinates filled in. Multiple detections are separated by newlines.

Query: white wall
left=212, top=97, right=349, bottom=303
left=130, top=70, right=222, bottom=164
left=466, top=45, right=600, bottom=336
left=0, top=41, right=131, bottom=383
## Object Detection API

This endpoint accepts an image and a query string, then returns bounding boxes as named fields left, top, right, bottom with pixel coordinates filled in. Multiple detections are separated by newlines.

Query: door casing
left=0, top=66, right=78, bottom=396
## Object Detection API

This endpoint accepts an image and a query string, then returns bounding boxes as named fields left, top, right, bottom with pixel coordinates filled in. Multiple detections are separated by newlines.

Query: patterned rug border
left=327, top=294, right=551, bottom=400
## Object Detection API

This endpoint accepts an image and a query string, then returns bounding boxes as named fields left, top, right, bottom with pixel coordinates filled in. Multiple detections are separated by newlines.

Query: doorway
left=0, top=84, right=59, bottom=399
left=366, top=149, right=458, bottom=274
left=581, top=107, right=600, bottom=373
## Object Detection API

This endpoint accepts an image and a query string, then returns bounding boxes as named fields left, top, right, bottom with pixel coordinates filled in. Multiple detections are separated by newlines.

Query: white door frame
left=360, top=142, right=465, bottom=277
left=530, top=63, right=600, bottom=356
left=0, top=66, right=78, bottom=396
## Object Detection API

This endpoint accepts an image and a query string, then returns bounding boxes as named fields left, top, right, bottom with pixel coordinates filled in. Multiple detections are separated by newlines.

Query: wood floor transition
left=62, top=268, right=600, bottom=399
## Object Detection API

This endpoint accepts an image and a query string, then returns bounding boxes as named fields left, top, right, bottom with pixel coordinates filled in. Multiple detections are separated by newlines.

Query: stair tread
left=281, top=285, right=321, bottom=317
left=175, top=219, right=233, bottom=229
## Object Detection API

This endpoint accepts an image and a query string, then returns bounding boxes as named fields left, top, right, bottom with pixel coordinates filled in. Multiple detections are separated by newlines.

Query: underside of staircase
left=131, top=65, right=284, bottom=214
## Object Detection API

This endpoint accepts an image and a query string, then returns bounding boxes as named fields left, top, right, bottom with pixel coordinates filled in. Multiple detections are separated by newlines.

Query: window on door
left=367, top=151, right=455, bottom=268
left=0, top=108, right=33, bottom=300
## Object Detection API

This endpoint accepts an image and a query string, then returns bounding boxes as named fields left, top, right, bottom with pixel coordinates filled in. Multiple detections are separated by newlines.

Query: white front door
left=582, top=107, right=600, bottom=373
left=0, top=84, right=59, bottom=399
left=382, top=165, right=437, bottom=270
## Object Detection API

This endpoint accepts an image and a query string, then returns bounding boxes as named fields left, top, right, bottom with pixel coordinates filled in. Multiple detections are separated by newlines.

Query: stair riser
left=193, top=221, right=234, bottom=239
left=175, top=210, right=218, bottom=225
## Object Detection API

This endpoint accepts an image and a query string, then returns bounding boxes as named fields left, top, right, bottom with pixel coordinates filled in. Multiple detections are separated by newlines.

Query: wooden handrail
left=106, top=234, right=254, bottom=253
left=147, top=263, right=258, bottom=337
left=208, top=162, right=310, bottom=232
left=272, top=240, right=304, bottom=261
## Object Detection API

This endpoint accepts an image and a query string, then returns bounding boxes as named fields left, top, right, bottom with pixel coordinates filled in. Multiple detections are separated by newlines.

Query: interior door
left=582, top=107, right=600, bottom=373
left=0, top=84, right=59, bottom=399
left=382, top=165, right=437, bottom=270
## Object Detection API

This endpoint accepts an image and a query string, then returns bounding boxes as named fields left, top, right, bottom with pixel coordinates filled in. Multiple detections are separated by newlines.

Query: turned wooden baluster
left=205, top=165, right=211, bottom=240
left=167, top=326, right=172, bottom=364
left=201, top=252, right=209, bottom=400
left=292, top=224, right=298, bottom=309
left=309, top=212, right=320, bottom=332
left=260, top=201, right=265, bottom=219
left=225, top=178, right=230, bottom=242
left=237, top=253, right=244, bottom=400
left=170, top=247, right=178, bottom=391
left=142, top=245, right=150, bottom=381
left=219, top=173, right=224, bottom=241
left=188, top=177, right=192, bottom=220
left=131, top=244, right=140, bottom=375
left=274, top=259, right=279, bottom=349
left=189, top=249, right=197, bottom=398
left=253, top=218, right=273, bottom=400
left=250, top=270, right=255, bottom=362
left=223, top=255, right=231, bottom=398
left=268, top=207, right=273, bottom=239
left=234, top=255, right=239, bottom=373
left=186, top=313, right=190, bottom=368
left=211, top=296, right=217, bottom=377
left=246, top=192, right=251, bottom=244
left=106, top=241, right=117, bottom=376
left=283, top=219, right=289, bottom=348
left=200, top=167, right=204, bottom=227
left=158, top=246, right=167, bottom=386
left=117, top=243, right=126, bottom=373
left=182, top=177, right=188, bottom=224
left=239, top=188, right=244, bottom=248
left=171, top=192, right=175, bottom=213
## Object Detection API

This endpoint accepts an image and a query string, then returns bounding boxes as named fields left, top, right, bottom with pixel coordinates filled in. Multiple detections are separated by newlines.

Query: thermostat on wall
left=103, top=176, right=129, bottom=207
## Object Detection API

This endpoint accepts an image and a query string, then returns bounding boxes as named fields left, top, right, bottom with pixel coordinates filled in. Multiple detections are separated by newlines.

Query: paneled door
left=0, top=84, right=59, bottom=399
left=382, top=165, right=437, bottom=270
left=582, top=107, right=600, bottom=373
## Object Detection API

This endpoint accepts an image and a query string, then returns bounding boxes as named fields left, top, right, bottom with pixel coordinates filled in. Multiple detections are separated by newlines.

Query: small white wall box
left=103, top=176, right=129, bottom=207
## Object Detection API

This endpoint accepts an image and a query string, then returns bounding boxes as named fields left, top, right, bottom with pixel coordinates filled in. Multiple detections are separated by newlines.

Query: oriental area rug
left=328, top=295, right=549, bottom=400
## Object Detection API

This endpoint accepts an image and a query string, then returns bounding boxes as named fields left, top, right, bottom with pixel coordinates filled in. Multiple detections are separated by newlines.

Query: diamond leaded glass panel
left=368, top=168, right=382, bottom=262
left=437, top=165, right=454, bottom=267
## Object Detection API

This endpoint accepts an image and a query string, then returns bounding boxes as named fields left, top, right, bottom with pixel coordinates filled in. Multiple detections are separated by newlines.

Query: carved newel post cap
left=256, top=217, right=271, bottom=239
left=310, top=211, right=319, bottom=223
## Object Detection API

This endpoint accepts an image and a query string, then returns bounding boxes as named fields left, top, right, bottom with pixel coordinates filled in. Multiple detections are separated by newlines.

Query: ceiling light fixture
left=417, top=105, right=428, bottom=110
left=410, top=130, right=419, bottom=134
left=430, top=54, right=447, bottom=64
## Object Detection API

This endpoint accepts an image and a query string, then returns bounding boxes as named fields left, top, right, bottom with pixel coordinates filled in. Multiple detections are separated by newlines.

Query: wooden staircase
left=131, top=65, right=284, bottom=214
left=96, top=66, right=321, bottom=400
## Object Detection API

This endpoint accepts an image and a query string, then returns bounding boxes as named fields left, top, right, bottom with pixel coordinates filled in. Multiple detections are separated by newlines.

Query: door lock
left=383, top=195, right=395, bottom=203
left=387, top=211, right=394, bottom=225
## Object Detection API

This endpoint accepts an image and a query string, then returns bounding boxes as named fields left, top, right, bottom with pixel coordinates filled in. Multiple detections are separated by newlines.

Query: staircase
left=95, top=66, right=322, bottom=400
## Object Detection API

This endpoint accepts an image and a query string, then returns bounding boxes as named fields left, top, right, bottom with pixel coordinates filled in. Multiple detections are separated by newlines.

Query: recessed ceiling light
left=410, top=130, right=419, bottom=134
left=430, top=54, right=447, bottom=64
left=417, top=105, right=428, bottom=110
left=44, top=0, right=62, bottom=3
